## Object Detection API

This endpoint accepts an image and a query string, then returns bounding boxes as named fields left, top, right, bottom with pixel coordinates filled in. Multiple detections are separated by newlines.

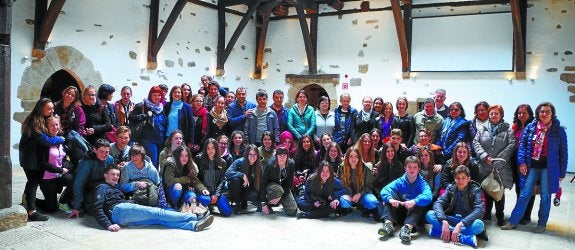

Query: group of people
left=19, top=78, right=567, bottom=246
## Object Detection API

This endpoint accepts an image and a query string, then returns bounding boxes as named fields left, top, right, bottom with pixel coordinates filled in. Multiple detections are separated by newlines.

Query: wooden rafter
left=32, top=0, right=67, bottom=57
left=216, top=4, right=226, bottom=75
left=151, top=0, right=188, bottom=57
left=253, top=0, right=283, bottom=79
left=219, top=0, right=253, bottom=7
left=147, top=0, right=159, bottom=68
left=294, top=2, right=316, bottom=74
left=510, top=0, right=526, bottom=79
left=390, top=0, right=410, bottom=78
left=217, top=0, right=263, bottom=74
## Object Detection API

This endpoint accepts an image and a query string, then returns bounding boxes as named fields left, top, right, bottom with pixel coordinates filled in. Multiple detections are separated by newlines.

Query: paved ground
left=1, top=166, right=574, bottom=250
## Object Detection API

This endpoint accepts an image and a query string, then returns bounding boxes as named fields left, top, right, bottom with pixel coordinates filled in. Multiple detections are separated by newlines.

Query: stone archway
left=285, top=74, right=339, bottom=111
left=14, top=46, right=103, bottom=123
left=40, top=69, right=84, bottom=102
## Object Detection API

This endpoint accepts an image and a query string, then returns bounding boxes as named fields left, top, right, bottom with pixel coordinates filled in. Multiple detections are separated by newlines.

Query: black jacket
left=433, top=181, right=484, bottom=227
left=90, top=183, right=131, bottom=230
left=259, top=159, right=295, bottom=200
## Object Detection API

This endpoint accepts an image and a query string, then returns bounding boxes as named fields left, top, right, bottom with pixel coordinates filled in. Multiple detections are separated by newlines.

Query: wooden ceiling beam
left=188, top=0, right=245, bottom=16
left=219, top=0, right=254, bottom=7
left=390, top=0, right=410, bottom=79
left=218, top=0, right=263, bottom=73
left=32, top=0, right=66, bottom=58
left=294, top=3, right=317, bottom=74
left=147, top=0, right=159, bottom=69
left=151, top=0, right=188, bottom=57
left=216, top=4, right=226, bottom=75
left=253, top=0, right=282, bottom=79
left=510, top=0, right=526, bottom=79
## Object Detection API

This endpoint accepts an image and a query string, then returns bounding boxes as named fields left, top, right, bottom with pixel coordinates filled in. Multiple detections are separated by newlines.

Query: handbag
left=129, top=104, right=147, bottom=143
left=481, top=166, right=505, bottom=201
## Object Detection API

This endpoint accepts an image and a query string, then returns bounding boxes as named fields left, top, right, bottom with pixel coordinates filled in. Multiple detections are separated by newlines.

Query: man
left=245, top=90, right=280, bottom=145
left=434, top=89, right=449, bottom=118
left=426, top=165, right=485, bottom=247
left=198, top=75, right=227, bottom=97
left=91, top=165, right=214, bottom=232
left=114, top=86, right=135, bottom=127
left=69, top=139, right=115, bottom=218
left=413, top=98, right=443, bottom=144
left=270, top=90, right=289, bottom=133
left=227, top=87, right=256, bottom=133
left=378, top=156, right=433, bottom=243
left=109, top=126, right=131, bottom=169
left=352, top=96, right=380, bottom=142
left=389, top=129, right=409, bottom=164
left=203, top=81, right=222, bottom=112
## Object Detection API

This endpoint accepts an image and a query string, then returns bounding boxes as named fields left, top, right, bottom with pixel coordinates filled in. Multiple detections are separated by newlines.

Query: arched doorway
left=301, top=84, right=328, bottom=110
left=40, top=69, right=84, bottom=102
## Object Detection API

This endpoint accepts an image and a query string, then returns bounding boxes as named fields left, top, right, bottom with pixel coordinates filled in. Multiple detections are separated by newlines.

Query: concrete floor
left=1, top=166, right=574, bottom=250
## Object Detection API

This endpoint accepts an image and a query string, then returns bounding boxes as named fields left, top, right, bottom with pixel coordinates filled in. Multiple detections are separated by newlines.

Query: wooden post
left=294, top=4, right=316, bottom=74
left=147, top=0, right=159, bottom=69
left=0, top=0, right=13, bottom=210
left=391, top=0, right=410, bottom=79
left=216, top=3, right=226, bottom=75
left=510, top=0, right=526, bottom=79
left=151, top=0, right=187, bottom=56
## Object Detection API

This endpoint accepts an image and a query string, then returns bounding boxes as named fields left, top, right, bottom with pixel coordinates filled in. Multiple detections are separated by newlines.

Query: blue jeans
left=169, top=184, right=197, bottom=207
left=142, top=140, right=163, bottom=168
left=111, top=203, right=198, bottom=231
left=426, top=211, right=485, bottom=236
left=340, top=193, right=378, bottom=210
left=509, top=168, right=550, bottom=226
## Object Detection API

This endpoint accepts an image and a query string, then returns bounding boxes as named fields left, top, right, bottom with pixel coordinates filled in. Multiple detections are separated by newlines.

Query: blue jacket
left=163, top=101, right=195, bottom=144
left=91, top=183, right=128, bottom=229
left=270, top=105, right=289, bottom=133
left=518, top=119, right=567, bottom=193
left=437, top=117, right=470, bottom=157
left=380, top=173, right=433, bottom=207
left=244, top=107, right=280, bottom=144
left=332, top=106, right=357, bottom=146
left=119, top=160, right=160, bottom=193
left=287, top=105, right=316, bottom=140
left=227, top=100, right=256, bottom=133
left=72, top=151, right=115, bottom=210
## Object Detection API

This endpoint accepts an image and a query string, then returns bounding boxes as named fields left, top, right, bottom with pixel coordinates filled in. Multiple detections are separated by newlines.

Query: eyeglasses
left=85, top=94, right=96, bottom=97
left=539, top=110, right=552, bottom=115
left=449, top=108, right=460, bottom=112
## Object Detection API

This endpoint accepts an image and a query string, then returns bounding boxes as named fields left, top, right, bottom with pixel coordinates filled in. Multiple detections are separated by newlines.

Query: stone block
left=13, top=112, right=28, bottom=123
left=17, top=85, right=41, bottom=100
left=350, top=78, right=362, bottom=86
left=570, top=95, right=575, bottom=103
left=0, top=206, right=27, bottom=232
left=20, top=100, right=37, bottom=111
left=358, top=64, right=368, bottom=74
left=565, top=66, right=575, bottom=71
left=568, top=85, right=575, bottom=94
left=560, top=73, right=575, bottom=83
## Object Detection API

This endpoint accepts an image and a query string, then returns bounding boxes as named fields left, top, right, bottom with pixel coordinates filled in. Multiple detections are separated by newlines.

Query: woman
left=279, top=131, right=297, bottom=158
left=370, top=128, right=383, bottom=153
left=37, top=115, right=73, bottom=213
left=159, top=130, right=184, bottom=172
left=82, top=85, right=113, bottom=145
left=379, top=102, right=395, bottom=139
left=503, top=102, right=567, bottom=233
left=190, top=94, right=208, bottom=155
left=338, top=147, right=378, bottom=217
left=437, top=102, right=470, bottom=158
left=164, top=86, right=195, bottom=149
left=441, top=142, right=480, bottom=190
left=373, top=97, right=384, bottom=117
left=314, top=96, right=335, bottom=143
left=258, top=131, right=276, bottom=164
left=332, top=93, right=357, bottom=153
left=195, top=138, right=232, bottom=217
left=287, top=89, right=316, bottom=140
left=53, top=86, right=86, bottom=136
left=128, top=86, right=167, bottom=168
left=20, top=98, right=65, bottom=221
left=296, top=161, right=348, bottom=219
left=314, top=133, right=332, bottom=167
left=180, top=83, right=192, bottom=104
left=469, top=101, right=490, bottom=146
left=207, top=96, right=229, bottom=139
left=373, top=143, right=404, bottom=201
left=392, top=96, right=415, bottom=148
left=225, top=144, right=263, bottom=214
left=355, top=133, right=376, bottom=166
left=324, top=142, right=343, bottom=174
left=511, top=104, right=535, bottom=225
left=162, top=145, right=206, bottom=210
left=97, top=84, right=118, bottom=127
left=408, top=128, right=445, bottom=166
left=417, top=146, right=441, bottom=198
left=293, top=135, right=316, bottom=178
left=473, top=104, right=515, bottom=226
left=217, top=135, right=234, bottom=167
left=259, top=147, right=297, bottom=216
left=229, top=130, right=246, bottom=162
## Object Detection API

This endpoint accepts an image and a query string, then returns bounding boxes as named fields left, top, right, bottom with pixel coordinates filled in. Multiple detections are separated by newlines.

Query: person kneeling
left=90, top=165, right=214, bottom=232
left=426, top=165, right=485, bottom=248
left=378, top=156, right=432, bottom=243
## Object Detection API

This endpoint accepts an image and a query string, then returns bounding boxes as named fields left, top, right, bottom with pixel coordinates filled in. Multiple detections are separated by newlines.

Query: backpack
left=131, top=179, right=159, bottom=207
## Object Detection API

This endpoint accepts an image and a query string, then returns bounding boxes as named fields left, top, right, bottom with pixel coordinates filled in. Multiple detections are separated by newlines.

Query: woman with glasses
left=225, top=144, right=263, bottom=214
left=473, top=104, right=515, bottom=226
left=217, top=135, right=234, bottom=167
left=437, top=102, right=470, bottom=158
left=259, top=147, right=297, bottom=216
left=82, top=85, right=113, bottom=145
left=503, top=102, right=567, bottom=234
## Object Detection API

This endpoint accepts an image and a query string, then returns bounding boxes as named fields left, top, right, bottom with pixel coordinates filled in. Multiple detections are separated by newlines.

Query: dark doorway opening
left=301, top=84, right=328, bottom=110
left=40, top=69, right=83, bottom=102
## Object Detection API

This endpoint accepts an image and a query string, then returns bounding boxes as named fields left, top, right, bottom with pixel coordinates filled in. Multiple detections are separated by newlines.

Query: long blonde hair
left=341, top=147, right=364, bottom=192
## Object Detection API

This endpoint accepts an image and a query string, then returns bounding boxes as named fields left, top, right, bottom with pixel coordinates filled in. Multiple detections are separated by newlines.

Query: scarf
left=193, top=106, right=209, bottom=134
left=488, top=120, right=504, bottom=146
left=210, top=107, right=228, bottom=128
left=144, top=98, right=163, bottom=114
left=361, top=109, right=372, bottom=122
left=532, top=120, right=551, bottom=160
